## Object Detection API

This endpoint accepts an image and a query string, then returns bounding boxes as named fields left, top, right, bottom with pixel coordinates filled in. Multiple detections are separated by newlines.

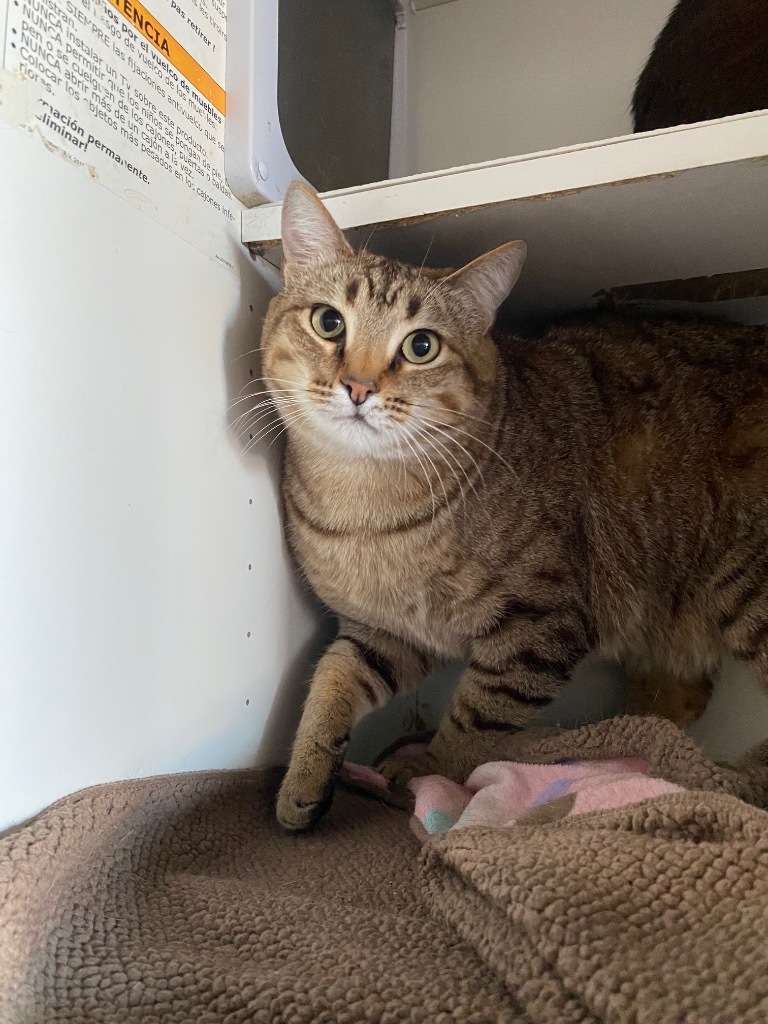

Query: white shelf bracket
left=225, top=0, right=308, bottom=207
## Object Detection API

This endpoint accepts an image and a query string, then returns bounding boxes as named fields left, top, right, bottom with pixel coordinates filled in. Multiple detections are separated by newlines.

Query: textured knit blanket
left=4, top=716, right=768, bottom=1023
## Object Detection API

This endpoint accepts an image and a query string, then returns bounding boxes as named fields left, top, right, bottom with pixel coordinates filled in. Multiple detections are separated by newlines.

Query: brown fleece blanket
left=3, top=716, right=768, bottom=1024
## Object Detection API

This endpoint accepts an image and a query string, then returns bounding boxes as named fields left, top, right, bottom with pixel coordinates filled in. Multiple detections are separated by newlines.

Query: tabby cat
left=633, top=0, right=768, bottom=132
left=261, top=183, right=768, bottom=832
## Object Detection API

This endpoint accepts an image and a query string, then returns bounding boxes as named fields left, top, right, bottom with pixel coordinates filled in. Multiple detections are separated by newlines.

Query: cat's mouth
left=334, top=410, right=378, bottom=432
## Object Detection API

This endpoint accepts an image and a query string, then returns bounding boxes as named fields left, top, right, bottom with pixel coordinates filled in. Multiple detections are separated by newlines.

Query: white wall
left=404, top=0, right=677, bottom=173
left=0, top=129, right=323, bottom=831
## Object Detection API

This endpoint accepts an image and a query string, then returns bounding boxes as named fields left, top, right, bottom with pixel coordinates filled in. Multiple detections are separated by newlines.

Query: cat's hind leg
left=710, top=547, right=768, bottom=702
left=276, top=622, right=432, bottom=831
left=625, top=664, right=714, bottom=727
left=722, top=602, right=768, bottom=701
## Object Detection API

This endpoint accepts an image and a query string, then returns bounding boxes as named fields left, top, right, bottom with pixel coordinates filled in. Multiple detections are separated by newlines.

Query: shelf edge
left=242, top=110, right=768, bottom=250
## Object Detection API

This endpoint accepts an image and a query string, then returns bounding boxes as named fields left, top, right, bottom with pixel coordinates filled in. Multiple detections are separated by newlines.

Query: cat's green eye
left=311, top=305, right=345, bottom=340
left=401, top=330, right=440, bottom=364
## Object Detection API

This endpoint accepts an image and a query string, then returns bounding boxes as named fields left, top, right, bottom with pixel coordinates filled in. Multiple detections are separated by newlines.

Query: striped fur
left=262, top=184, right=768, bottom=831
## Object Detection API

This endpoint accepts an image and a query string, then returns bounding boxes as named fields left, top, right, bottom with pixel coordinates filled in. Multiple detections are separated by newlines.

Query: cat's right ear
left=445, top=241, right=527, bottom=331
left=281, top=182, right=352, bottom=285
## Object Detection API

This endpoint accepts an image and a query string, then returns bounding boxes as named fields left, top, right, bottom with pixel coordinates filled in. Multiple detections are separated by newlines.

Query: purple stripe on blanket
left=529, top=777, right=574, bottom=808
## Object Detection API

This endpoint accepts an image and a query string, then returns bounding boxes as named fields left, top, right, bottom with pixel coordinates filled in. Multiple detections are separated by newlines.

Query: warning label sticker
left=1, top=0, right=241, bottom=267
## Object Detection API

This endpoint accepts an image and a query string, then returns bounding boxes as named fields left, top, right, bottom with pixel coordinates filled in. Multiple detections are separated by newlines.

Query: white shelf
left=242, top=112, right=768, bottom=326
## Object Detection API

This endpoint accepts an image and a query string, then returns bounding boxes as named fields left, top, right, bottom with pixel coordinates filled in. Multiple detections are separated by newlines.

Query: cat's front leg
left=379, top=608, right=595, bottom=788
left=277, top=622, right=432, bottom=831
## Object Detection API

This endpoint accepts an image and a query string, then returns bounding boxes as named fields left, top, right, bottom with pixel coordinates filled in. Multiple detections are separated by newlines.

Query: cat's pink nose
left=341, top=376, right=376, bottom=407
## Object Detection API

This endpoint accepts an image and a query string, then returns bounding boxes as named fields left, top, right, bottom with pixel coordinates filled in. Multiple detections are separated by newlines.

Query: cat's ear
left=281, top=182, right=352, bottom=284
left=445, top=241, right=527, bottom=330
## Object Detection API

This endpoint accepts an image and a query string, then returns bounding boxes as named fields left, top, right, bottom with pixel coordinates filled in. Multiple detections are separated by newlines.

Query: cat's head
left=260, top=183, right=526, bottom=459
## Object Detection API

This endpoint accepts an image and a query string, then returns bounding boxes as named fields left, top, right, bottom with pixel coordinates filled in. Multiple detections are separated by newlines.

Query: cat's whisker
left=417, top=419, right=487, bottom=494
left=418, top=413, right=518, bottom=482
left=419, top=270, right=452, bottom=307
left=242, top=426, right=278, bottom=458
left=413, top=420, right=477, bottom=490
left=408, top=423, right=468, bottom=523
left=410, top=422, right=471, bottom=518
left=263, top=408, right=310, bottom=456
left=231, top=391, right=328, bottom=435
left=242, top=415, right=289, bottom=455
left=243, top=407, right=308, bottom=457
left=230, top=395, right=301, bottom=429
left=405, top=424, right=450, bottom=523
left=230, top=400, right=274, bottom=431
left=231, top=397, right=306, bottom=434
left=242, top=401, right=304, bottom=438
left=232, top=375, right=309, bottom=400
left=418, top=235, right=435, bottom=274
left=229, top=387, right=308, bottom=411
left=392, top=429, right=409, bottom=496
left=232, top=375, right=278, bottom=400
left=255, top=375, right=312, bottom=387
left=401, top=399, right=492, bottom=427
left=236, top=385, right=330, bottom=435
left=415, top=424, right=476, bottom=524
left=234, top=401, right=307, bottom=443
left=359, top=225, right=378, bottom=255
left=234, top=408, right=278, bottom=442
left=232, top=344, right=268, bottom=361
left=398, top=428, right=438, bottom=544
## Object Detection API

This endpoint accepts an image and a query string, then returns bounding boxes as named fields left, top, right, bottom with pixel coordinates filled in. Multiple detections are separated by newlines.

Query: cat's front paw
left=377, top=751, right=443, bottom=791
left=276, top=746, right=342, bottom=832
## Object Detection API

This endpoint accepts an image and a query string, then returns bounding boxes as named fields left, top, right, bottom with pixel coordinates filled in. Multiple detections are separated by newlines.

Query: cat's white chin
left=300, top=412, right=403, bottom=460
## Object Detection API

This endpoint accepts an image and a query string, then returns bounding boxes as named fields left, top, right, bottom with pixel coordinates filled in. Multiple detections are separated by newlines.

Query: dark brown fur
left=633, top=0, right=768, bottom=132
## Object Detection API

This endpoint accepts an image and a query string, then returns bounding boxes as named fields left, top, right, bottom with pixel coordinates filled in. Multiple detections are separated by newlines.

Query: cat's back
left=541, top=312, right=768, bottom=513
left=527, top=315, right=768, bottom=648
left=497, top=313, right=768, bottom=496
left=510, top=312, right=766, bottom=426
left=544, top=313, right=768, bottom=417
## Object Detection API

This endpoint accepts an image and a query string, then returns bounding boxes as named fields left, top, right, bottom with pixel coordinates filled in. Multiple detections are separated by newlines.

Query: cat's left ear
left=281, top=182, right=353, bottom=285
left=445, top=241, right=527, bottom=330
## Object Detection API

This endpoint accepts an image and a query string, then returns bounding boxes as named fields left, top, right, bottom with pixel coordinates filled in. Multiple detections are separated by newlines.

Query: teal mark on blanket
left=423, top=809, right=457, bottom=834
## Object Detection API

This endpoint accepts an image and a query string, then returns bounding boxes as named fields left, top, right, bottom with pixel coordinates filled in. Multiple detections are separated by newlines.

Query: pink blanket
left=342, top=748, right=683, bottom=834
